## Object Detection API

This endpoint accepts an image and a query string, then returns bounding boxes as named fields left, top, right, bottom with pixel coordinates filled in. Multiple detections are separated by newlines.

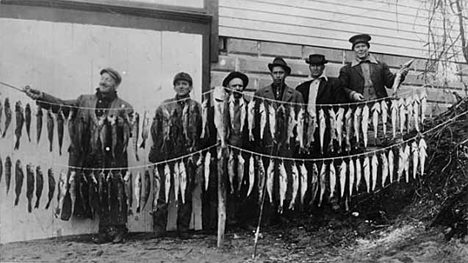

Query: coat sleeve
left=338, top=65, right=353, bottom=92
left=381, top=62, right=397, bottom=89
left=37, top=92, right=81, bottom=115
left=148, top=107, right=164, bottom=163
left=331, top=79, right=354, bottom=103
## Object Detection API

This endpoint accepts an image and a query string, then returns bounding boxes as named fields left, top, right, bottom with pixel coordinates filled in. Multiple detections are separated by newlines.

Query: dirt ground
left=2, top=220, right=468, bottom=263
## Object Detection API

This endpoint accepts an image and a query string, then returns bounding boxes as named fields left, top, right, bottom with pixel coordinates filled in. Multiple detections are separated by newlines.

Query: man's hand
left=351, top=92, right=364, bottom=102
left=23, top=85, right=43, bottom=100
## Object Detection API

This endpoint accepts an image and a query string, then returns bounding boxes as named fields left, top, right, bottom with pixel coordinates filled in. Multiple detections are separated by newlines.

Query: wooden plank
left=226, top=38, right=258, bottom=55
left=260, top=42, right=302, bottom=59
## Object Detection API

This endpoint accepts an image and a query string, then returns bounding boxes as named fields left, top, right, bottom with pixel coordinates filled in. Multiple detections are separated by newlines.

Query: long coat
left=295, top=78, right=353, bottom=104
left=37, top=91, right=133, bottom=225
left=339, top=60, right=397, bottom=98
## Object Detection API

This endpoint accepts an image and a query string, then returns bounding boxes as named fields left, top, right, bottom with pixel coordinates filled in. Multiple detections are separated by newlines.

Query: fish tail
left=14, top=196, right=19, bottom=206
left=140, top=140, right=145, bottom=149
left=28, top=202, right=32, bottom=213
left=34, top=199, right=40, bottom=209
left=135, top=153, right=140, bottom=162
left=136, top=206, right=140, bottom=213
left=49, top=142, right=53, bottom=152
left=45, top=200, right=51, bottom=210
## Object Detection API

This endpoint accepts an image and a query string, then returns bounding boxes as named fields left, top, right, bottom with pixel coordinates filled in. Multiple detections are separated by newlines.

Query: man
left=24, top=67, right=134, bottom=244
left=339, top=34, right=409, bottom=100
left=296, top=54, right=360, bottom=105
left=149, top=72, right=202, bottom=239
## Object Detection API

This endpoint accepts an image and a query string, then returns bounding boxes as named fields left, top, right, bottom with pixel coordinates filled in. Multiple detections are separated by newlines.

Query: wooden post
left=217, top=147, right=226, bottom=247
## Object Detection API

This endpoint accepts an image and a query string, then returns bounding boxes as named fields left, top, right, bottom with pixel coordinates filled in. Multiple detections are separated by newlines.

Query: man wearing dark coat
left=148, top=72, right=202, bottom=240
left=24, top=67, right=134, bottom=244
left=339, top=34, right=409, bottom=100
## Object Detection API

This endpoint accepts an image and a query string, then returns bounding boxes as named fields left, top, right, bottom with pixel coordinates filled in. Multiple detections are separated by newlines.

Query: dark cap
left=100, top=67, right=122, bottom=85
left=305, top=54, right=328, bottom=65
left=267, top=57, right=291, bottom=75
left=349, top=34, right=372, bottom=49
left=173, top=72, right=193, bottom=86
left=222, top=71, right=249, bottom=88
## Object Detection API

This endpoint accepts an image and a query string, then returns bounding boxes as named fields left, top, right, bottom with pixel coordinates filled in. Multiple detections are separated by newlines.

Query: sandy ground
left=2, top=221, right=468, bottom=263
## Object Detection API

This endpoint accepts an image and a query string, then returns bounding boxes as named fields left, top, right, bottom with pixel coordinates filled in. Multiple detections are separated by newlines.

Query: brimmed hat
left=267, top=57, right=291, bottom=75
left=349, top=34, right=372, bottom=50
left=173, top=72, right=193, bottom=86
left=222, top=71, right=249, bottom=88
left=100, top=68, right=122, bottom=85
left=305, top=54, right=328, bottom=65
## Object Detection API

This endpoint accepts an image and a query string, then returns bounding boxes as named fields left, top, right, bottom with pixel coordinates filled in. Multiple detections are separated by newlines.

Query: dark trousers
left=153, top=162, right=194, bottom=233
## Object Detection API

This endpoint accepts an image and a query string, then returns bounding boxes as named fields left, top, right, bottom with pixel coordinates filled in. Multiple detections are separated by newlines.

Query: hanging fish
left=247, top=154, right=255, bottom=197
left=327, top=108, right=337, bottom=152
left=164, top=164, right=171, bottom=203
left=0, top=97, right=2, bottom=135
left=247, top=99, right=255, bottom=141
left=304, top=111, right=316, bottom=149
left=135, top=172, right=142, bottom=213
left=391, top=99, right=398, bottom=138
left=371, top=102, right=381, bottom=140
left=68, top=170, right=77, bottom=215
left=329, top=160, right=336, bottom=198
left=413, top=94, right=420, bottom=132
left=14, top=101, right=24, bottom=150
left=88, top=171, right=99, bottom=218
left=200, top=99, right=208, bottom=139
left=276, top=104, right=287, bottom=147
left=152, top=167, right=161, bottom=214
left=336, top=107, right=345, bottom=152
left=45, top=168, right=55, bottom=210
left=287, top=106, right=297, bottom=147
left=183, top=102, right=191, bottom=144
left=309, top=162, right=319, bottom=205
left=397, top=146, right=404, bottom=182
left=398, top=98, right=406, bottom=134
left=381, top=152, right=389, bottom=187
left=278, top=161, right=288, bottom=214
left=289, top=162, right=299, bottom=210
left=268, top=104, right=276, bottom=141
left=405, top=97, right=413, bottom=132
left=361, top=104, right=369, bottom=148
left=108, top=115, right=118, bottom=159
left=371, top=153, right=378, bottom=192
left=228, top=94, right=235, bottom=130
left=14, top=160, right=24, bottom=206
left=140, top=110, right=150, bottom=149
left=34, top=166, right=44, bottom=209
left=355, top=157, right=362, bottom=192
left=391, top=59, right=414, bottom=95
left=266, top=159, right=274, bottom=203
left=56, top=109, right=65, bottom=155
left=55, top=170, right=68, bottom=217
left=106, top=172, right=113, bottom=212
left=259, top=101, right=267, bottom=140
left=123, top=171, right=133, bottom=215
left=239, top=98, right=247, bottom=133
left=142, top=170, right=151, bottom=210
left=363, top=156, right=370, bottom=193
left=339, top=160, right=347, bottom=198
left=204, top=151, right=211, bottom=191
left=5, top=156, right=12, bottom=194
left=318, top=108, right=326, bottom=154
left=36, top=106, right=43, bottom=144
left=26, top=164, right=34, bottom=213
left=79, top=171, right=89, bottom=215
left=296, top=107, right=305, bottom=149
left=299, top=162, right=308, bottom=205
left=388, top=148, right=395, bottom=183
left=420, top=91, right=427, bottom=124
left=2, top=98, right=12, bottom=138
left=419, top=138, right=427, bottom=175
left=179, top=161, right=187, bottom=204
left=227, top=150, right=236, bottom=194
left=173, top=162, right=180, bottom=203
left=257, top=156, right=266, bottom=205
left=318, top=162, right=327, bottom=207
left=411, top=140, right=419, bottom=180
left=98, top=170, right=105, bottom=205
left=237, top=153, right=245, bottom=193
left=47, top=109, right=54, bottom=152
left=213, top=86, right=227, bottom=148
left=381, top=100, right=388, bottom=135
left=131, top=112, right=140, bottom=161
left=353, top=106, right=362, bottom=147
left=68, top=110, right=78, bottom=154
left=348, top=158, right=355, bottom=197
left=345, top=107, right=353, bottom=152
left=404, top=144, right=410, bottom=182
left=25, top=103, right=32, bottom=142
left=120, top=114, right=132, bottom=158
left=0, top=156, right=2, bottom=183
left=98, top=116, right=108, bottom=155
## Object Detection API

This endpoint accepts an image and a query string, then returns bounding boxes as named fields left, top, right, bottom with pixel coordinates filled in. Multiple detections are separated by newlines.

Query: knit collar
left=351, top=54, right=378, bottom=67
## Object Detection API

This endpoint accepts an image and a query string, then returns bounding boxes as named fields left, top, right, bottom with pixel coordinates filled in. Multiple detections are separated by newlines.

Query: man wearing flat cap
left=149, top=72, right=202, bottom=240
left=339, top=34, right=409, bottom=100
left=24, top=67, right=134, bottom=244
